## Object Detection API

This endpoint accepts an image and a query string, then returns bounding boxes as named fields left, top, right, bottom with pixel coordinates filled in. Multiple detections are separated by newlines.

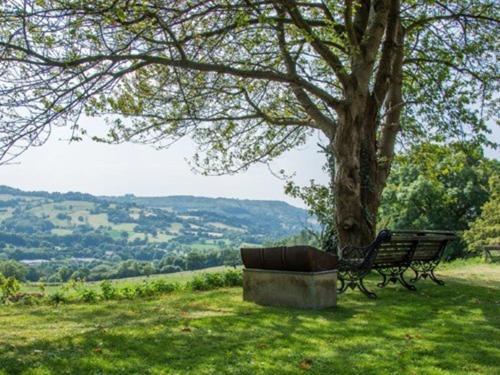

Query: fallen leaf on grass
left=181, top=327, right=192, bottom=332
left=299, top=358, right=313, bottom=370
left=93, top=348, right=102, bottom=354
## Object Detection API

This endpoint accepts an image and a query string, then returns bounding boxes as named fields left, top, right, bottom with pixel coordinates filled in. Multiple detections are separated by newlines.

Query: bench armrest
left=338, top=229, right=392, bottom=270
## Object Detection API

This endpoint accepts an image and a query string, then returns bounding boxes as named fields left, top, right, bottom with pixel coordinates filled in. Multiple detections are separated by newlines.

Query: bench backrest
left=373, top=238, right=418, bottom=268
left=391, top=230, right=456, bottom=262
left=338, top=229, right=456, bottom=272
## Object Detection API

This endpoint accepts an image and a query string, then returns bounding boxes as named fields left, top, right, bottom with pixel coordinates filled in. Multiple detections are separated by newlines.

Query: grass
left=1, top=262, right=499, bottom=374
left=21, top=266, right=237, bottom=294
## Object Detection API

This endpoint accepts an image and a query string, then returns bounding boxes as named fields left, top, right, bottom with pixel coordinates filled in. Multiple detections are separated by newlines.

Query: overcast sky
left=0, top=117, right=498, bottom=208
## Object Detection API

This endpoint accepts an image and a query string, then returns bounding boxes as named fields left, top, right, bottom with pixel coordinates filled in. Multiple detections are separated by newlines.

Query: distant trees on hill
left=0, top=247, right=242, bottom=283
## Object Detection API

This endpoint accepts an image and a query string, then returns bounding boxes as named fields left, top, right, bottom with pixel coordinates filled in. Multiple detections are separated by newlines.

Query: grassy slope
left=1, top=262, right=499, bottom=375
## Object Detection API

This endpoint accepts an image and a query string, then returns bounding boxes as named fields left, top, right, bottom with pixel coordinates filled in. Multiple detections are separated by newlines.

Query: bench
left=484, top=244, right=500, bottom=262
left=338, top=229, right=456, bottom=298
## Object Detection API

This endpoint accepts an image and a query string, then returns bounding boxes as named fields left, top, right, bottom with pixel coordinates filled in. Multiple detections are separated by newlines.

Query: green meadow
left=1, top=261, right=499, bottom=375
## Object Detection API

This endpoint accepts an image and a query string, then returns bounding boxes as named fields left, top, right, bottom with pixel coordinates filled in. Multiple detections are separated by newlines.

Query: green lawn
left=1, top=263, right=499, bottom=374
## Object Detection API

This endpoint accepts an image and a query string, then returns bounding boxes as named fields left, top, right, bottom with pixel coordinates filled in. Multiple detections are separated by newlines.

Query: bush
left=120, top=286, right=136, bottom=299
left=8, top=292, right=44, bottom=305
left=223, top=269, right=243, bottom=287
left=464, top=175, right=500, bottom=255
left=134, top=282, right=156, bottom=298
left=189, top=275, right=210, bottom=291
left=0, top=275, right=20, bottom=303
left=204, top=272, right=225, bottom=288
left=49, top=291, right=67, bottom=305
left=100, top=280, right=117, bottom=300
left=79, top=288, right=98, bottom=303
left=189, top=271, right=241, bottom=291
left=151, top=279, right=177, bottom=293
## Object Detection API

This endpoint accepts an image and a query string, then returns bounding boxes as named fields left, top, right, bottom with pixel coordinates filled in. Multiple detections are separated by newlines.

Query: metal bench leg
left=410, top=260, right=445, bottom=286
left=378, top=267, right=416, bottom=291
left=358, top=277, right=377, bottom=299
left=410, top=267, right=421, bottom=283
left=337, top=274, right=347, bottom=294
left=377, top=270, right=389, bottom=288
left=429, top=270, right=445, bottom=286
left=398, top=271, right=417, bottom=291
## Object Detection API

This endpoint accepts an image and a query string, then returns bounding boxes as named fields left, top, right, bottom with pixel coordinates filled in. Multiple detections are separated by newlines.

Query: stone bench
left=240, top=246, right=338, bottom=309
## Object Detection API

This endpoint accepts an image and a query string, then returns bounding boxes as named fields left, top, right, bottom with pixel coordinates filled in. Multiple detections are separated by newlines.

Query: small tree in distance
left=0, top=1, right=497, bottom=246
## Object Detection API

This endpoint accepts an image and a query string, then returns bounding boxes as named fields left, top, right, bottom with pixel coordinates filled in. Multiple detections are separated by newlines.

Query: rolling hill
left=0, top=185, right=312, bottom=281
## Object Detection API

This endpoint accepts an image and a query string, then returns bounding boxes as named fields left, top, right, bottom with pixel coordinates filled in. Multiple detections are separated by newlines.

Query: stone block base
left=243, top=268, right=337, bottom=309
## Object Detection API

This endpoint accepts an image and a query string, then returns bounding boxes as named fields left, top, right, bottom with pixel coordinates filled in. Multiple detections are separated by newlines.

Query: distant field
left=11, top=198, right=262, bottom=250
left=2, top=262, right=499, bottom=374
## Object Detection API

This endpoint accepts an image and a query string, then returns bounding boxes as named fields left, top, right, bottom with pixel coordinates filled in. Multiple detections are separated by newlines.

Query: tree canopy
left=464, top=174, right=500, bottom=256
left=379, top=142, right=499, bottom=258
left=0, top=0, right=498, bottom=245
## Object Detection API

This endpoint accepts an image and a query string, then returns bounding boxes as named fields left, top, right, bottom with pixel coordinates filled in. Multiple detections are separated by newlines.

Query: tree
left=464, top=174, right=500, bottom=256
left=0, top=260, right=28, bottom=281
left=0, top=1, right=497, bottom=246
left=58, top=266, right=73, bottom=282
left=379, top=142, right=499, bottom=258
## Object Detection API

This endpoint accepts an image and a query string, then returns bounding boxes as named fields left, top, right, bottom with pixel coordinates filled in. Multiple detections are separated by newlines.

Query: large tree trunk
left=331, top=4, right=405, bottom=249
left=333, top=100, right=380, bottom=248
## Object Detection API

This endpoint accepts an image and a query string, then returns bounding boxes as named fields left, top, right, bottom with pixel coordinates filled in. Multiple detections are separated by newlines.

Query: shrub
left=79, top=288, right=98, bottom=303
left=49, top=291, right=67, bottom=305
left=204, top=272, right=225, bottom=288
left=223, top=270, right=243, bottom=287
left=100, top=280, right=117, bottom=300
left=151, top=279, right=177, bottom=293
left=189, top=271, right=237, bottom=291
left=189, top=275, right=210, bottom=291
left=134, top=282, right=156, bottom=298
left=0, top=275, right=20, bottom=303
left=120, top=286, right=136, bottom=299
left=9, top=292, right=44, bottom=305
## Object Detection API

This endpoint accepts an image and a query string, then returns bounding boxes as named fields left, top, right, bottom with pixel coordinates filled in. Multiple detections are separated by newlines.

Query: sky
left=0, top=117, right=498, bottom=208
left=0, top=117, right=330, bottom=208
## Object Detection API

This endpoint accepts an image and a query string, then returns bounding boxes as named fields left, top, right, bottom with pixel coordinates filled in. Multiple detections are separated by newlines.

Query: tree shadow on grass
left=0, top=278, right=499, bottom=375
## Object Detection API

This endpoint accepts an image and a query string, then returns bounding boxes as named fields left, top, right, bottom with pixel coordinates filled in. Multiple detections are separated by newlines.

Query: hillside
left=0, top=186, right=311, bottom=282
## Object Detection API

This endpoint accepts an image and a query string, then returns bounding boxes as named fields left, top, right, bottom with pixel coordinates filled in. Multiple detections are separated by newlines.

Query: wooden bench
left=484, top=244, right=500, bottom=262
left=338, top=229, right=456, bottom=298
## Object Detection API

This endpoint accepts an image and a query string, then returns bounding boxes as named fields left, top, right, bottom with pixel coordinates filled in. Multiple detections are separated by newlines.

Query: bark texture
left=332, top=0, right=404, bottom=247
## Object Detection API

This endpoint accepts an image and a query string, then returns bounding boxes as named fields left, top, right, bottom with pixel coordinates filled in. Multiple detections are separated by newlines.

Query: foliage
left=379, top=142, right=499, bottom=258
left=0, top=273, right=20, bottom=302
left=464, top=175, right=500, bottom=255
left=78, top=288, right=99, bottom=303
left=189, top=270, right=243, bottom=291
left=0, top=1, right=496, bottom=165
left=0, top=263, right=498, bottom=374
left=0, top=260, right=28, bottom=281
left=0, top=1, right=497, bottom=245
left=285, top=145, right=338, bottom=252
left=11, top=269, right=238, bottom=305
left=222, top=269, right=244, bottom=287
left=380, top=143, right=497, bottom=229
left=99, top=280, right=117, bottom=300
left=48, top=291, right=67, bottom=305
